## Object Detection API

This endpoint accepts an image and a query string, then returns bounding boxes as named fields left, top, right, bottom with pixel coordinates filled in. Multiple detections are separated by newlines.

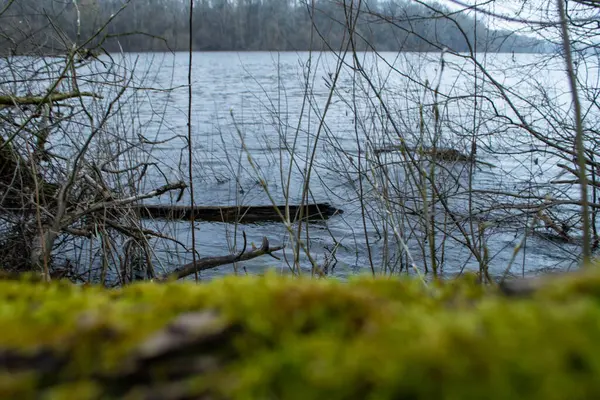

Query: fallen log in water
left=372, top=145, right=498, bottom=168
left=373, top=145, right=474, bottom=161
left=135, top=202, right=343, bottom=223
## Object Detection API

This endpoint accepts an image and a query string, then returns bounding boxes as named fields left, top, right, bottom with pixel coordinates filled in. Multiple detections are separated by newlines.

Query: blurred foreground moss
left=1, top=272, right=600, bottom=399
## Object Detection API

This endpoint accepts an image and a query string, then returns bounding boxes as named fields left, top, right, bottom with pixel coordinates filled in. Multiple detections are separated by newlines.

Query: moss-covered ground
left=1, top=271, right=600, bottom=399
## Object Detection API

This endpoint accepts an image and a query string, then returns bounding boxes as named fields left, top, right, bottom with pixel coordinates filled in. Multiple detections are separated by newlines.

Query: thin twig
left=557, top=0, right=591, bottom=264
left=187, top=0, right=198, bottom=281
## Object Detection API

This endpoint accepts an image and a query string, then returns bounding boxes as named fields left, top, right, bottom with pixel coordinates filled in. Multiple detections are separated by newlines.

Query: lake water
left=57, top=51, right=592, bottom=280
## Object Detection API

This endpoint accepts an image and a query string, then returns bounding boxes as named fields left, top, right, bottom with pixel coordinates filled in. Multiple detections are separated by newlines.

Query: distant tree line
left=0, top=0, right=546, bottom=54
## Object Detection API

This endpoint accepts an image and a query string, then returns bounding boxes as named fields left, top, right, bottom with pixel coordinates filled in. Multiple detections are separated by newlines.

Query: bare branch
left=0, top=92, right=102, bottom=107
left=156, top=237, right=285, bottom=282
left=66, top=181, right=187, bottom=224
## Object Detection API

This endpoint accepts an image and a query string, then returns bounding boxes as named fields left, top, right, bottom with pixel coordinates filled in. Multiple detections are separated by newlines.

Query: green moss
left=1, top=272, right=600, bottom=399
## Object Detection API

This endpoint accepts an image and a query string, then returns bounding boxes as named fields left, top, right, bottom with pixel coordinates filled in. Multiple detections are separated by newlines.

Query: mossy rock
left=1, top=272, right=600, bottom=399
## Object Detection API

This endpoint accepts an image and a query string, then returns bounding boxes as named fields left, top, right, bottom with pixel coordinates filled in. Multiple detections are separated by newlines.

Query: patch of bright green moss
left=1, top=272, right=600, bottom=399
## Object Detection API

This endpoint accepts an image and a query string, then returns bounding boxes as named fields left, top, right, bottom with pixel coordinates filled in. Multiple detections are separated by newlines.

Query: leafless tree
left=255, top=0, right=598, bottom=279
left=0, top=0, right=284, bottom=284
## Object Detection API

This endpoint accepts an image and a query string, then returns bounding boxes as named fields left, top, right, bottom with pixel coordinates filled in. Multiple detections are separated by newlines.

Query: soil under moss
left=1, top=271, right=600, bottom=399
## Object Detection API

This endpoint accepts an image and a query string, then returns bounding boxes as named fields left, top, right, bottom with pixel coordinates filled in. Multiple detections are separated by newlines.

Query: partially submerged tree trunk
left=373, top=145, right=475, bottom=162
left=136, top=203, right=343, bottom=223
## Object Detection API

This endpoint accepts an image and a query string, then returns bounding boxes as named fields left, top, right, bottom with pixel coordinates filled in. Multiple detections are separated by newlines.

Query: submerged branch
left=157, top=236, right=284, bottom=281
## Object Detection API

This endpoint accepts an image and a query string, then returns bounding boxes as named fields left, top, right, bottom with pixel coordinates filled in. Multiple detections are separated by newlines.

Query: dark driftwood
left=156, top=236, right=284, bottom=281
left=373, top=145, right=474, bottom=162
left=135, top=203, right=343, bottom=223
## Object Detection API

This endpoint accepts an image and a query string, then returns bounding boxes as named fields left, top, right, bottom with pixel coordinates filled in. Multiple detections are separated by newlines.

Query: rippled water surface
left=105, top=51, right=586, bottom=279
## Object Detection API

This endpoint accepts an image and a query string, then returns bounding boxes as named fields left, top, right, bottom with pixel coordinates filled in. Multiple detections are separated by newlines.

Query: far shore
left=4, top=47, right=553, bottom=57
